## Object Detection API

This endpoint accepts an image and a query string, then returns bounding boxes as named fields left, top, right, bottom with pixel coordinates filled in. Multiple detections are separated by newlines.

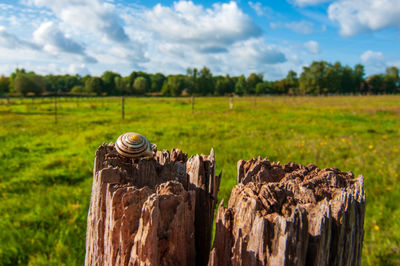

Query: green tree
left=215, top=75, right=235, bottom=96
left=161, top=75, right=186, bottom=96
left=367, top=74, right=385, bottom=94
left=247, top=73, right=263, bottom=94
left=101, top=71, right=121, bottom=95
left=14, top=72, right=45, bottom=96
left=384, top=66, right=399, bottom=94
left=234, top=75, right=248, bottom=95
left=285, top=70, right=299, bottom=95
left=133, top=76, right=148, bottom=95
left=70, top=85, right=86, bottom=94
left=255, top=81, right=273, bottom=95
left=0, top=76, right=10, bottom=95
left=85, top=77, right=105, bottom=95
left=186, top=67, right=198, bottom=95
left=149, top=73, right=166, bottom=93
left=114, top=76, right=130, bottom=95
left=45, top=74, right=82, bottom=93
left=198, top=66, right=214, bottom=95
left=353, top=64, right=365, bottom=94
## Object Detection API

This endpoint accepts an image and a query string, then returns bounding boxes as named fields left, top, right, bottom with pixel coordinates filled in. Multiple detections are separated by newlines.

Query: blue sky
left=0, top=0, right=399, bottom=80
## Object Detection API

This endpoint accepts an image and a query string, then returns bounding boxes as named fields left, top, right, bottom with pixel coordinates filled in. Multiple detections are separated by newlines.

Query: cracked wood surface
left=85, top=143, right=220, bottom=266
left=209, top=157, right=365, bottom=266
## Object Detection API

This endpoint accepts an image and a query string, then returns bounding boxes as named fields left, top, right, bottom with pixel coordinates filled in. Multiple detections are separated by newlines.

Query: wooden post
left=85, top=150, right=365, bottom=266
left=229, top=96, right=233, bottom=109
left=85, top=145, right=221, bottom=266
left=209, top=158, right=366, bottom=266
left=121, top=96, right=125, bottom=120
left=191, top=95, right=194, bottom=113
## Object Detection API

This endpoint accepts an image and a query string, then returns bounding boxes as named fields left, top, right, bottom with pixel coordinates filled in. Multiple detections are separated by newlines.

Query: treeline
left=0, top=61, right=399, bottom=97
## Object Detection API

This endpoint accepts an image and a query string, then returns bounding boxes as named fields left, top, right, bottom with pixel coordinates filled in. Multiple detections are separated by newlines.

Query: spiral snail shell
left=115, top=132, right=155, bottom=158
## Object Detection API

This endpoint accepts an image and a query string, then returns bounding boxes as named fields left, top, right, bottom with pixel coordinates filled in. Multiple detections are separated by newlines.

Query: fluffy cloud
left=361, top=50, right=387, bottom=75
left=33, top=22, right=96, bottom=63
left=1, top=0, right=290, bottom=78
left=0, top=26, right=39, bottom=50
left=144, top=1, right=261, bottom=52
left=304, top=40, right=320, bottom=54
left=328, top=0, right=400, bottom=36
left=27, top=0, right=129, bottom=42
left=248, top=1, right=265, bottom=16
left=270, top=20, right=316, bottom=34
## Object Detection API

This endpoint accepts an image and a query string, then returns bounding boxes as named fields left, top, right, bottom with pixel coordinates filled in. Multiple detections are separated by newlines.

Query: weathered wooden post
left=191, top=95, right=195, bottom=113
left=85, top=144, right=221, bottom=266
left=229, top=96, right=233, bottom=109
left=85, top=148, right=365, bottom=266
left=209, top=157, right=366, bottom=266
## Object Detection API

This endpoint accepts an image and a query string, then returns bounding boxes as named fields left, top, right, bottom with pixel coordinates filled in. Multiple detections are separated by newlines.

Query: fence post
left=229, top=96, right=233, bottom=109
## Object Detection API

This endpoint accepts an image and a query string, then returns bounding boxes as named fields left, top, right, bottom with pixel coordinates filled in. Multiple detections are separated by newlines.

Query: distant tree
left=247, top=73, right=263, bottom=94
left=384, top=66, right=399, bottom=94
left=0, top=76, right=10, bottom=95
left=234, top=75, right=248, bottom=95
left=367, top=74, right=385, bottom=94
left=114, top=76, right=130, bottom=95
left=340, top=66, right=354, bottom=94
left=149, top=73, right=166, bottom=93
left=198, top=66, right=214, bottom=95
left=353, top=64, right=365, bottom=94
left=101, top=71, right=121, bottom=95
left=45, top=74, right=82, bottom=93
left=9, top=68, right=26, bottom=92
left=255, top=81, right=273, bottom=95
left=70, top=85, right=86, bottom=94
left=186, top=67, right=198, bottom=95
left=161, top=75, right=186, bottom=96
left=133, top=76, right=148, bottom=95
left=14, top=72, right=45, bottom=96
left=285, top=70, right=299, bottom=94
left=85, top=77, right=105, bottom=95
left=215, top=75, right=235, bottom=95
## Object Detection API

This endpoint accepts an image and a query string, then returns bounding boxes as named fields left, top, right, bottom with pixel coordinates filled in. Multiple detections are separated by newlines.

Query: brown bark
left=209, top=157, right=366, bottom=266
left=85, top=143, right=221, bottom=266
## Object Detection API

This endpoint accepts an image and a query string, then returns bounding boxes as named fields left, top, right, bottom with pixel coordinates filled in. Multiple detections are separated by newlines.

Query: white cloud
left=33, top=21, right=96, bottom=63
left=67, top=64, right=90, bottom=75
left=291, top=0, right=332, bottom=7
left=248, top=1, right=265, bottom=16
left=270, top=20, right=316, bottom=34
left=361, top=50, right=387, bottom=75
left=0, top=0, right=291, bottom=78
left=27, top=0, right=129, bottom=42
left=328, top=0, right=400, bottom=36
left=304, top=40, right=320, bottom=54
left=0, top=26, right=40, bottom=50
left=144, top=1, right=261, bottom=51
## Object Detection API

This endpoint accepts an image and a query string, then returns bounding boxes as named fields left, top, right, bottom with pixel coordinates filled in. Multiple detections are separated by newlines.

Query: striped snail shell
left=115, top=132, right=155, bottom=158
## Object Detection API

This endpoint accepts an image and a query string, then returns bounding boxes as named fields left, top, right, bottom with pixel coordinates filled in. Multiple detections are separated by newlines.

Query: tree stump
left=209, top=157, right=366, bottom=266
left=85, top=144, right=221, bottom=266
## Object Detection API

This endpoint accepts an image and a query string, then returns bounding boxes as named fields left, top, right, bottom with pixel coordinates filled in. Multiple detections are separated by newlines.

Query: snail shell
left=115, top=132, right=154, bottom=158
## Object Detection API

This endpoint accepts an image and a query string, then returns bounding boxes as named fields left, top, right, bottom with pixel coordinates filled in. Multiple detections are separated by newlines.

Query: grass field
left=0, top=95, right=399, bottom=265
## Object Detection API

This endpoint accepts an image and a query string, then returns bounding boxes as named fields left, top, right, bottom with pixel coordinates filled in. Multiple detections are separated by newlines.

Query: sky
left=0, top=0, right=399, bottom=80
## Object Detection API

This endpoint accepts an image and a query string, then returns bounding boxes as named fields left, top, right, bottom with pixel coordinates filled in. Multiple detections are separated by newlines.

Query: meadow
left=0, top=95, right=399, bottom=265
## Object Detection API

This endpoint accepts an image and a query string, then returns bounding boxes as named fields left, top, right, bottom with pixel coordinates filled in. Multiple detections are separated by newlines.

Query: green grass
left=0, top=95, right=399, bottom=265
